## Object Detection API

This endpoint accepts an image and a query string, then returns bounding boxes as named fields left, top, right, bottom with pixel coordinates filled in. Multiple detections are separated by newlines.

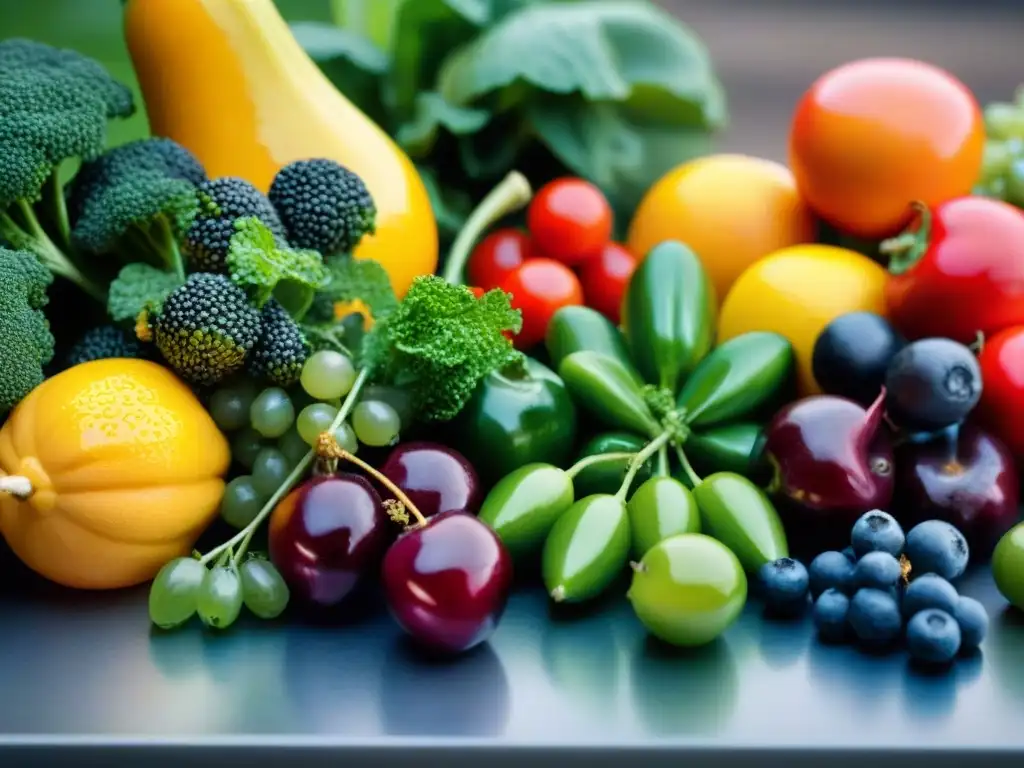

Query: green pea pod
left=622, top=240, right=716, bottom=392
left=627, top=476, right=701, bottom=559
left=546, top=305, right=632, bottom=371
left=558, top=351, right=661, bottom=438
left=686, top=422, right=765, bottom=477
left=677, top=332, right=794, bottom=428
left=572, top=432, right=652, bottom=498
left=478, top=464, right=575, bottom=560
left=542, top=494, right=631, bottom=603
left=692, top=472, right=788, bottom=572
left=451, top=357, right=577, bottom=485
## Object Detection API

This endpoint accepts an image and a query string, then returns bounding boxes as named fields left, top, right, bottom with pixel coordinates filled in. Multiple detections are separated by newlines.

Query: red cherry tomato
left=467, top=286, right=485, bottom=298
left=499, top=258, right=584, bottom=350
left=577, top=242, right=637, bottom=324
left=977, top=326, right=1024, bottom=460
left=466, top=228, right=535, bottom=291
left=527, top=178, right=613, bottom=266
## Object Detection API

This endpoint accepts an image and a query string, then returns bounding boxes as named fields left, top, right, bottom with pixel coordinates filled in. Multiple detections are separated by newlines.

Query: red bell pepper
left=883, top=196, right=1024, bottom=343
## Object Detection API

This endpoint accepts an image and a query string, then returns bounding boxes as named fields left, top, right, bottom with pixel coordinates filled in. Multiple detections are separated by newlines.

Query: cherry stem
left=0, top=475, right=33, bottom=500
left=202, top=367, right=371, bottom=567
left=674, top=444, right=702, bottom=488
left=970, top=330, right=985, bottom=356
left=565, top=451, right=637, bottom=480
left=441, top=170, right=533, bottom=286
left=880, top=201, right=931, bottom=276
left=334, top=448, right=427, bottom=528
left=657, top=445, right=670, bottom=477
left=616, top=432, right=671, bottom=501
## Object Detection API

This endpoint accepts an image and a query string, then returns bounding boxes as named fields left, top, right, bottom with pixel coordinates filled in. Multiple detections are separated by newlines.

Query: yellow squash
left=0, top=359, right=230, bottom=590
left=123, top=0, right=437, bottom=298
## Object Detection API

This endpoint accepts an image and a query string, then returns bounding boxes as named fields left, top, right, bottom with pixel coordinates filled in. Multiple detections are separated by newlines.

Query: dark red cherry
left=762, top=389, right=894, bottom=548
left=381, top=510, right=513, bottom=654
left=379, top=441, right=481, bottom=518
left=895, top=423, right=1020, bottom=557
left=269, top=473, right=389, bottom=608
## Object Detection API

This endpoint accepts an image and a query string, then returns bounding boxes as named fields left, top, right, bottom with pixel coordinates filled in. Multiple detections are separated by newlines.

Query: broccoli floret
left=152, top=273, right=262, bottom=387
left=183, top=177, right=287, bottom=273
left=362, top=276, right=523, bottom=422
left=0, top=246, right=57, bottom=412
left=248, top=299, right=311, bottom=387
left=69, top=139, right=204, bottom=277
left=65, top=324, right=151, bottom=368
left=0, top=39, right=135, bottom=302
left=268, top=159, right=376, bottom=256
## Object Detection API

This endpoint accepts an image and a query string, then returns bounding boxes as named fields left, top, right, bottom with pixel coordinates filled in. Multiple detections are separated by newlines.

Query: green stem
left=880, top=201, right=930, bottom=276
left=150, top=217, right=186, bottom=280
left=209, top=367, right=370, bottom=567
left=615, top=432, right=670, bottom=501
left=7, top=201, right=107, bottom=302
left=441, top=170, right=532, bottom=286
left=565, top=451, right=636, bottom=480
left=657, top=445, right=669, bottom=477
left=41, top=169, right=72, bottom=253
left=674, top=445, right=702, bottom=488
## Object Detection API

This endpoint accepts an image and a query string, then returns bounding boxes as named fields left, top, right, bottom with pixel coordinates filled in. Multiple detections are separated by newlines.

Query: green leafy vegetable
left=299, top=0, right=725, bottom=244
left=225, top=217, right=330, bottom=319
left=361, top=275, right=523, bottom=422
left=107, top=263, right=184, bottom=324
left=319, top=257, right=399, bottom=320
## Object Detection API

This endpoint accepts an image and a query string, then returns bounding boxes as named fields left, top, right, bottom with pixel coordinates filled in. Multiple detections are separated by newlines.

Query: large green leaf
left=396, top=92, right=490, bottom=157
left=437, top=1, right=726, bottom=129
left=528, top=97, right=716, bottom=221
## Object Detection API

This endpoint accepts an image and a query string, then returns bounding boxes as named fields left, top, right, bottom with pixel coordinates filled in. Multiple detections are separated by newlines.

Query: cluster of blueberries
left=758, top=511, right=989, bottom=666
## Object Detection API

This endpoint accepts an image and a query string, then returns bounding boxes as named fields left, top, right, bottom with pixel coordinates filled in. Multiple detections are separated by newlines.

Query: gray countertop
left=1, top=551, right=1022, bottom=766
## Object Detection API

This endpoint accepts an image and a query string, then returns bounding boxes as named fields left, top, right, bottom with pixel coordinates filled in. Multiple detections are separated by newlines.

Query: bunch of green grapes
left=149, top=552, right=290, bottom=631
left=208, top=350, right=409, bottom=530
left=975, top=88, right=1024, bottom=208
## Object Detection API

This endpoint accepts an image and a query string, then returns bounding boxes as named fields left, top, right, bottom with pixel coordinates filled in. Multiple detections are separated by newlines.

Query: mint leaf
left=108, top=263, right=184, bottom=323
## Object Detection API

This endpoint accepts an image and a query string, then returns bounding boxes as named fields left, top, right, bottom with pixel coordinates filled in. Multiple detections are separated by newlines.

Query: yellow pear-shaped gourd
left=0, top=359, right=230, bottom=590
left=123, top=0, right=438, bottom=299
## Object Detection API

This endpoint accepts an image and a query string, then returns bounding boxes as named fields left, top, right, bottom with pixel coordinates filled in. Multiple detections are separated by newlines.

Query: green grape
left=209, top=380, right=259, bottom=432
left=231, top=427, right=266, bottom=470
left=300, top=350, right=357, bottom=401
left=149, top=557, right=207, bottom=629
left=334, top=421, right=359, bottom=454
left=239, top=556, right=290, bottom=619
left=250, top=387, right=295, bottom=438
left=277, top=429, right=310, bottom=467
left=297, top=403, right=338, bottom=445
left=990, top=175, right=1009, bottom=200
left=981, top=140, right=1015, bottom=183
left=985, top=102, right=1024, bottom=141
left=352, top=400, right=401, bottom=447
left=221, top=475, right=264, bottom=529
left=1006, top=158, right=1024, bottom=207
left=197, top=565, right=244, bottom=630
left=252, top=448, right=291, bottom=497
left=362, top=384, right=413, bottom=429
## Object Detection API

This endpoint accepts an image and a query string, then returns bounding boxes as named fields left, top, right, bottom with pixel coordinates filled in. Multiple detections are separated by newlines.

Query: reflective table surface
left=1, top=547, right=1023, bottom=766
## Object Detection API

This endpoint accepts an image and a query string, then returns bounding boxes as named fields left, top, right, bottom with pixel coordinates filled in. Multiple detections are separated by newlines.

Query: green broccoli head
left=153, top=272, right=262, bottom=387
left=268, top=159, right=376, bottom=255
left=64, top=324, right=151, bottom=369
left=0, top=246, right=57, bottom=412
left=183, top=177, right=287, bottom=273
left=68, top=137, right=206, bottom=222
left=247, top=299, right=311, bottom=387
left=0, top=39, right=134, bottom=208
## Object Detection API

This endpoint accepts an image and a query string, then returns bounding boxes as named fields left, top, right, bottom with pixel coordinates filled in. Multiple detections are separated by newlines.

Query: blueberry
left=851, top=509, right=905, bottom=558
left=813, top=588, right=850, bottom=642
left=953, top=596, right=989, bottom=651
left=809, top=550, right=856, bottom=597
left=853, top=551, right=903, bottom=590
left=906, top=608, right=961, bottom=664
left=902, top=573, right=958, bottom=619
left=848, top=588, right=903, bottom=645
left=841, top=546, right=857, bottom=562
left=905, top=520, right=969, bottom=581
left=758, top=557, right=810, bottom=614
